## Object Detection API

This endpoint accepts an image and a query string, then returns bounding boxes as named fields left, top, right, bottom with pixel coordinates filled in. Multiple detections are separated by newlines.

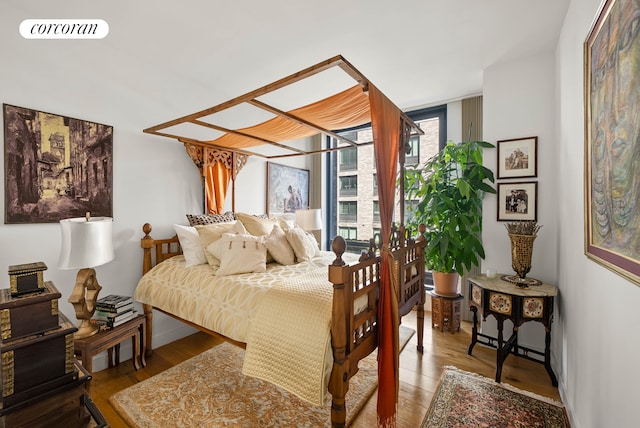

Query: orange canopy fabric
left=205, top=161, right=231, bottom=214
left=369, top=84, right=402, bottom=427
left=207, top=85, right=371, bottom=149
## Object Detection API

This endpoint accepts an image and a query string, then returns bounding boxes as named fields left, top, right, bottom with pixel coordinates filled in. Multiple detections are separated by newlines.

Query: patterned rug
left=421, top=367, right=570, bottom=428
left=110, top=326, right=414, bottom=427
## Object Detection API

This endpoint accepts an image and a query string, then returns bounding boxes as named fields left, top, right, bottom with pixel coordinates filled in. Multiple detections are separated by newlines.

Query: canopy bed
left=137, top=55, right=426, bottom=428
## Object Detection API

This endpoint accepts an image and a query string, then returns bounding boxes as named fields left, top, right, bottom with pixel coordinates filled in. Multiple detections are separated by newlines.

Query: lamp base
left=74, top=318, right=100, bottom=339
left=68, top=268, right=103, bottom=339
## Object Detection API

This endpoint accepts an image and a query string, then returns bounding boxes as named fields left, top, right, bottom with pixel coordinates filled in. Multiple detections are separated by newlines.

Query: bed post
left=141, top=223, right=155, bottom=357
left=328, top=235, right=349, bottom=428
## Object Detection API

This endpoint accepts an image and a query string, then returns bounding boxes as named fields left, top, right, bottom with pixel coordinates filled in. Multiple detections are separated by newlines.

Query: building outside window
left=326, top=105, right=445, bottom=252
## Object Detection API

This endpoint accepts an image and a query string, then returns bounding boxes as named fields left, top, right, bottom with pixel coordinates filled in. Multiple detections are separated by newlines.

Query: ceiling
left=6, top=0, right=571, bottom=134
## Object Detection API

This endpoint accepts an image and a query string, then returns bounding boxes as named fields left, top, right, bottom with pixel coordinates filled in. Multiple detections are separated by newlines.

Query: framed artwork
left=496, top=136, right=537, bottom=179
left=584, top=0, right=640, bottom=286
left=266, top=162, right=309, bottom=216
left=497, top=181, right=537, bottom=222
left=4, top=104, right=113, bottom=224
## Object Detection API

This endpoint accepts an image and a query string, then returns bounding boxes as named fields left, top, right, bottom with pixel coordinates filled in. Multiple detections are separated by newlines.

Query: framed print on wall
left=584, top=0, right=640, bottom=286
left=497, top=181, right=537, bottom=222
left=266, top=162, right=309, bottom=216
left=4, top=104, right=113, bottom=224
left=497, top=136, right=537, bottom=179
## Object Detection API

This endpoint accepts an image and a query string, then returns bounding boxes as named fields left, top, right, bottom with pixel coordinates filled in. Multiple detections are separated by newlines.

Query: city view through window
left=330, top=111, right=444, bottom=252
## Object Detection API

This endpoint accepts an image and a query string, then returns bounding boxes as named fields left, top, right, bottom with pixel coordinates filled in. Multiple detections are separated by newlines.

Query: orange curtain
left=369, top=84, right=401, bottom=427
left=205, top=161, right=231, bottom=214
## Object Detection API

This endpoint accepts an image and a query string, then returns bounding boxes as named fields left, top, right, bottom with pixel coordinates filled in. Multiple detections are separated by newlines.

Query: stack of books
left=93, top=294, right=137, bottom=328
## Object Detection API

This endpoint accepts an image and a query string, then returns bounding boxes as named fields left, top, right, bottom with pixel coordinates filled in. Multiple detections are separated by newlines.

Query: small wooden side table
left=467, top=274, right=558, bottom=386
left=429, top=291, right=463, bottom=333
left=74, top=314, right=146, bottom=376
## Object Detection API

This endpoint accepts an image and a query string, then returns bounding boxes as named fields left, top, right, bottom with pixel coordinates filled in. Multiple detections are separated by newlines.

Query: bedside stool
left=74, top=314, right=146, bottom=379
left=429, top=291, right=463, bottom=333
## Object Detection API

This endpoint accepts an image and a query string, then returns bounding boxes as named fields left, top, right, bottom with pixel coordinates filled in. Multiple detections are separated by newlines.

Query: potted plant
left=404, top=140, right=496, bottom=296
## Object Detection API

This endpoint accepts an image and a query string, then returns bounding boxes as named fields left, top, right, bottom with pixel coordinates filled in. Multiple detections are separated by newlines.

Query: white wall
left=554, top=1, right=640, bottom=427
left=480, top=1, right=640, bottom=427
left=0, top=6, right=310, bottom=371
left=482, top=52, right=559, bottom=351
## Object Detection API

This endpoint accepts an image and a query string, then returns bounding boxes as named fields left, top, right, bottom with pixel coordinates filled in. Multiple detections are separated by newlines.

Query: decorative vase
left=508, top=233, right=536, bottom=280
left=503, top=221, right=542, bottom=286
left=432, top=271, right=460, bottom=297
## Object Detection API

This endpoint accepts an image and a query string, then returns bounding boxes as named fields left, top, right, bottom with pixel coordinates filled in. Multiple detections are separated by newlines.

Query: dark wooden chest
left=0, top=281, right=61, bottom=342
left=0, top=362, right=104, bottom=428
left=8, top=262, right=47, bottom=296
left=0, top=312, right=78, bottom=409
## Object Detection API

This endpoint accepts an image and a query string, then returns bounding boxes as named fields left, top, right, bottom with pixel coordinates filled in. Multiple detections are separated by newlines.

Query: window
left=339, top=147, right=357, bottom=171
left=339, top=201, right=357, bottom=222
left=338, top=227, right=357, bottom=240
left=325, top=105, right=446, bottom=248
left=405, top=136, right=420, bottom=165
left=339, top=175, right=357, bottom=196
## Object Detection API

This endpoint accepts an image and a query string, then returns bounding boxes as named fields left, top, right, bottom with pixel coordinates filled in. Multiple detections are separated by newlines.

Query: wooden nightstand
left=74, top=313, right=146, bottom=376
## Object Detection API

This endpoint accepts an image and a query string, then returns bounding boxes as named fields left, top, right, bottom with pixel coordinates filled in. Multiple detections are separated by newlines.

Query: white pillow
left=235, top=212, right=276, bottom=236
left=208, top=233, right=267, bottom=276
left=285, top=226, right=318, bottom=262
left=304, top=231, right=321, bottom=257
left=173, top=224, right=207, bottom=267
left=195, top=221, right=247, bottom=271
left=264, top=224, right=295, bottom=265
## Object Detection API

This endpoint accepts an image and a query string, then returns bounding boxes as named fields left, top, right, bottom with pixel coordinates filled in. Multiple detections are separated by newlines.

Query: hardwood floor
left=89, top=310, right=561, bottom=427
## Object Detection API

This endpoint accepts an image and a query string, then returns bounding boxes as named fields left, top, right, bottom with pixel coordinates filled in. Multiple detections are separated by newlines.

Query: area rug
left=421, top=366, right=570, bottom=428
left=110, top=326, right=414, bottom=427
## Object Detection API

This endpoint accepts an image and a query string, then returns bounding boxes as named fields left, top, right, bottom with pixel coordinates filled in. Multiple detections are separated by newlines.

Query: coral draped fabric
left=205, top=161, right=231, bottom=214
left=369, top=84, right=401, bottom=427
left=205, top=85, right=371, bottom=149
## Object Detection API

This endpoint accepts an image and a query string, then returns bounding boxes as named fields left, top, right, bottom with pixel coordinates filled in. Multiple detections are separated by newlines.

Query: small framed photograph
left=497, top=136, right=537, bottom=179
left=497, top=181, right=537, bottom=221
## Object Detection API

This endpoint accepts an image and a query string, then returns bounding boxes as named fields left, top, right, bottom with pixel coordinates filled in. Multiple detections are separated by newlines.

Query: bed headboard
left=141, top=223, right=182, bottom=274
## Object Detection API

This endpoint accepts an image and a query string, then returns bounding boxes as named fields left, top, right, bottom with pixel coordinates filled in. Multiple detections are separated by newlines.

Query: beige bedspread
left=242, top=268, right=335, bottom=406
left=134, top=251, right=366, bottom=404
left=134, top=251, right=352, bottom=344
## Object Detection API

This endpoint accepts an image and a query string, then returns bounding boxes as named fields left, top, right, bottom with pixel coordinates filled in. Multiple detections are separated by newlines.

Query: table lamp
left=295, top=208, right=322, bottom=232
left=58, top=213, right=114, bottom=339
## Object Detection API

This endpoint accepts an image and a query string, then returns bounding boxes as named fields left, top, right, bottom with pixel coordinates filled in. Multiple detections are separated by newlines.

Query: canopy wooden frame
left=143, top=55, right=423, bottom=160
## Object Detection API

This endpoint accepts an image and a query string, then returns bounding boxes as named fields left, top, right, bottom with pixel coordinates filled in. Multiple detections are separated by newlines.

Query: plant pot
left=432, top=271, right=460, bottom=297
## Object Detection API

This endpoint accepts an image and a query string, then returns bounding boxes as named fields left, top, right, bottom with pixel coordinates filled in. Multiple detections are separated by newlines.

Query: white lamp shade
left=295, top=209, right=322, bottom=231
left=58, top=217, right=115, bottom=269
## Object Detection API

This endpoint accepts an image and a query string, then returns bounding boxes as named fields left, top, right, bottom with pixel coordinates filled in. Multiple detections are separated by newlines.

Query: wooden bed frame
left=139, top=222, right=426, bottom=428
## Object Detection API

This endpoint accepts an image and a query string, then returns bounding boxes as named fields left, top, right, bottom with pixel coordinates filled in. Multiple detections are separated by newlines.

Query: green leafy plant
left=404, top=140, right=496, bottom=276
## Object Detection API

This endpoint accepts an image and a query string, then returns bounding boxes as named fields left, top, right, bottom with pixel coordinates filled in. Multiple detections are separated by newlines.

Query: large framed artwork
left=497, top=136, right=537, bottom=179
left=266, top=162, right=309, bottom=216
left=584, top=0, right=640, bottom=286
left=497, top=181, right=537, bottom=222
left=4, top=104, right=113, bottom=224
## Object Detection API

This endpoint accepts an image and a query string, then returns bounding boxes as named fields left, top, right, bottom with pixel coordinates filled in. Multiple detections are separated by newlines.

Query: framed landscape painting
left=4, top=104, right=113, bottom=224
left=584, top=0, right=640, bottom=286
left=266, top=162, right=309, bottom=216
